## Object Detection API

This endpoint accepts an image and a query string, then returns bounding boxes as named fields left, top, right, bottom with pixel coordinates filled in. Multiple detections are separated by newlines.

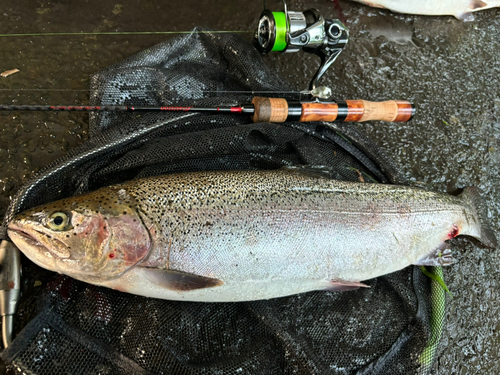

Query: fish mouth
left=8, top=224, right=43, bottom=248
left=7, top=222, right=71, bottom=259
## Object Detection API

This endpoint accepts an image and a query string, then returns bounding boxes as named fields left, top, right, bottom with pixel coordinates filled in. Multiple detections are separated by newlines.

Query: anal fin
left=414, top=243, right=456, bottom=267
left=144, top=269, right=223, bottom=291
left=469, top=0, right=487, bottom=10
left=326, top=280, right=369, bottom=292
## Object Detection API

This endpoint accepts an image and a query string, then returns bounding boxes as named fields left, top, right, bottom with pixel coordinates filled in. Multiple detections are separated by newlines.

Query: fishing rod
left=0, top=99, right=414, bottom=123
left=0, top=2, right=415, bottom=123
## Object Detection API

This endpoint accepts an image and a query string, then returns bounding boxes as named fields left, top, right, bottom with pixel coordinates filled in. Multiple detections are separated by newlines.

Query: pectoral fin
left=326, top=280, right=369, bottom=292
left=144, top=269, right=223, bottom=291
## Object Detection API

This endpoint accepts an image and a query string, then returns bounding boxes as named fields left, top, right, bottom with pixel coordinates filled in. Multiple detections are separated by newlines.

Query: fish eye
left=48, top=212, right=70, bottom=231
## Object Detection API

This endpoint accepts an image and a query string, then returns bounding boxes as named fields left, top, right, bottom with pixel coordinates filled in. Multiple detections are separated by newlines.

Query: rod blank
left=0, top=98, right=415, bottom=123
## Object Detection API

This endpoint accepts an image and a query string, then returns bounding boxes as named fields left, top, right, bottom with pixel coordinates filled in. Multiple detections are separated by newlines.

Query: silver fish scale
left=118, top=170, right=468, bottom=294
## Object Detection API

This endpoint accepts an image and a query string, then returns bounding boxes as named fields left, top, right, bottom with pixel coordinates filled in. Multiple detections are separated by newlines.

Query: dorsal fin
left=281, top=165, right=339, bottom=180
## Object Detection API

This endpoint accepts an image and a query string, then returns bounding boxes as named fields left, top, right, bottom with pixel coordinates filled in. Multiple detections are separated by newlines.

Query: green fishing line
left=0, top=30, right=249, bottom=38
left=271, top=12, right=287, bottom=52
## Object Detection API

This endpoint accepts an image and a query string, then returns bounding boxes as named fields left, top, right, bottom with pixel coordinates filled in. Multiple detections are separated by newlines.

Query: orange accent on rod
left=299, top=103, right=339, bottom=122
left=393, top=101, right=414, bottom=122
left=344, top=100, right=364, bottom=122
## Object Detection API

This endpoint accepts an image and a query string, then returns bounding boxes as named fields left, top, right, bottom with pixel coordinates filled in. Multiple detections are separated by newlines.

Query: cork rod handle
left=344, top=100, right=414, bottom=122
left=251, top=97, right=289, bottom=123
left=299, top=100, right=414, bottom=122
left=251, top=97, right=414, bottom=123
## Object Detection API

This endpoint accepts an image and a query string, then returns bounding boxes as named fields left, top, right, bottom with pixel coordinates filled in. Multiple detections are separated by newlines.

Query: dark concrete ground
left=0, top=0, right=499, bottom=373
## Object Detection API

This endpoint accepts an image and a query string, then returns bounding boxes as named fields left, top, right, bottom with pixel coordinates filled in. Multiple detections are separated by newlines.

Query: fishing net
left=1, top=29, right=445, bottom=374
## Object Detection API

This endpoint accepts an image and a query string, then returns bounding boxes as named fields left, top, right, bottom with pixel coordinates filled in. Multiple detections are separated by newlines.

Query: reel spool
left=254, top=0, right=349, bottom=98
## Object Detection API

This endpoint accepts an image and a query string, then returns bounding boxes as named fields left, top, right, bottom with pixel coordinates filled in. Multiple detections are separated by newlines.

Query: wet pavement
left=0, top=0, right=499, bottom=373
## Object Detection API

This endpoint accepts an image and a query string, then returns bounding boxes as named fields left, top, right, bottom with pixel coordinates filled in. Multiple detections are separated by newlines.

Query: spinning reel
left=254, top=0, right=348, bottom=99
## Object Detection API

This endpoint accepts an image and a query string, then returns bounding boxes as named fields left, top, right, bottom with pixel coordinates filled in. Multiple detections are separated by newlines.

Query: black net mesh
left=1, top=30, right=444, bottom=374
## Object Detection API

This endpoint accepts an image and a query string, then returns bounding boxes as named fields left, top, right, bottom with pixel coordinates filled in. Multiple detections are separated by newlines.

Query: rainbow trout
left=7, top=169, right=497, bottom=302
left=351, top=0, right=500, bottom=20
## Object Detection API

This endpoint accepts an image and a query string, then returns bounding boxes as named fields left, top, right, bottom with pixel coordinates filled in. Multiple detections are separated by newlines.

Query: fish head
left=7, top=187, right=152, bottom=283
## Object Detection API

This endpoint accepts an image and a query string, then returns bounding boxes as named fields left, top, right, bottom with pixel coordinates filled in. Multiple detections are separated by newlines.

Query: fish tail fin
left=459, top=187, right=497, bottom=248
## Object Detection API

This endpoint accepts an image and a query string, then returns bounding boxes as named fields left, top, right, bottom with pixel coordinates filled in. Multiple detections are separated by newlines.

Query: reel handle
left=251, top=97, right=415, bottom=123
